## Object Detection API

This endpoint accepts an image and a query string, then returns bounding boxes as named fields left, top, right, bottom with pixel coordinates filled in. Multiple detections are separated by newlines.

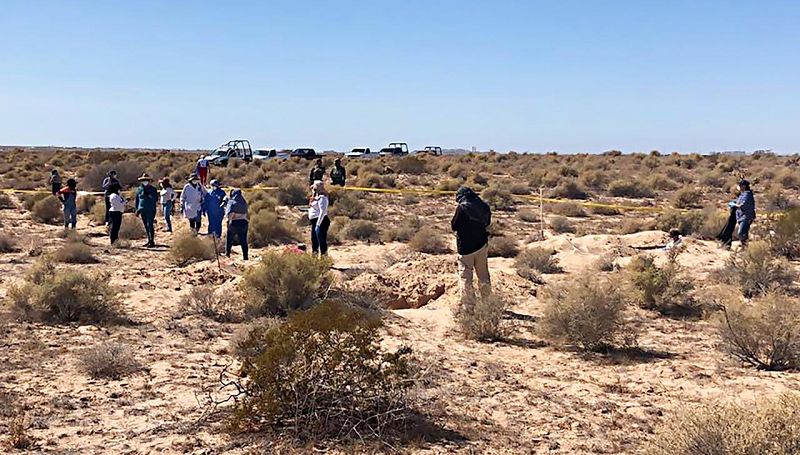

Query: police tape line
left=0, top=185, right=763, bottom=215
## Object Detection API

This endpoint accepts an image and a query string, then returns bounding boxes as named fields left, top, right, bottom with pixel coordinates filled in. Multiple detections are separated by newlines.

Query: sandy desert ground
left=1, top=149, right=800, bottom=454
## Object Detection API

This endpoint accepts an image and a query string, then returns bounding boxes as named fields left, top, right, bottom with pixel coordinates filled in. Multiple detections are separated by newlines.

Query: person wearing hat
left=451, top=186, right=492, bottom=302
left=309, top=158, right=325, bottom=185
left=134, top=173, right=158, bottom=248
left=224, top=188, right=249, bottom=260
left=181, top=173, right=205, bottom=232
left=204, top=179, right=226, bottom=238
left=308, top=180, right=331, bottom=256
left=733, top=179, right=756, bottom=247
left=49, top=169, right=62, bottom=195
left=102, top=170, right=120, bottom=226
left=159, top=178, right=176, bottom=233
left=330, top=159, right=346, bottom=186
left=56, top=178, right=78, bottom=230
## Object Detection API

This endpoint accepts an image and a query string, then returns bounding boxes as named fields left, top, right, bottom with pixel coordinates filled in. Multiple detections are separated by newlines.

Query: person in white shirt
left=181, top=173, right=205, bottom=232
left=159, top=178, right=176, bottom=232
left=107, top=185, right=126, bottom=245
left=307, top=180, right=330, bottom=256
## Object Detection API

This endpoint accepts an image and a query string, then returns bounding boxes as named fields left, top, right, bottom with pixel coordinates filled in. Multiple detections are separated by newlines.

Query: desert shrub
left=777, top=168, right=800, bottom=190
left=381, top=216, right=421, bottom=243
left=169, top=230, right=216, bottom=265
left=579, top=170, right=610, bottom=190
left=589, top=204, right=621, bottom=216
left=716, top=241, right=796, bottom=297
left=697, top=207, right=730, bottom=240
left=54, top=241, right=98, bottom=264
left=763, top=189, right=796, bottom=212
left=240, top=251, right=332, bottom=317
left=248, top=211, right=300, bottom=247
left=549, top=201, right=587, bottom=217
left=401, top=194, right=418, bottom=205
left=30, top=195, right=62, bottom=223
left=90, top=201, right=106, bottom=224
left=436, top=179, right=462, bottom=191
left=550, top=180, right=588, bottom=200
left=358, top=172, right=395, bottom=188
left=481, top=185, right=514, bottom=211
left=455, top=294, right=510, bottom=341
left=517, top=209, right=539, bottom=223
left=538, top=273, right=634, bottom=351
left=488, top=236, right=519, bottom=258
left=76, top=195, right=96, bottom=214
left=275, top=178, right=307, bottom=206
left=608, top=180, right=655, bottom=198
left=231, top=301, right=413, bottom=441
left=21, top=192, right=51, bottom=211
left=0, top=192, right=16, bottom=209
left=8, top=258, right=121, bottom=324
left=594, top=253, right=617, bottom=272
left=6, top=413, right=35, bottom=450
left=80, top=341, right=142, bottom=379
left=672, top=188, right=702, bottom=209
left=653, top=209, right=704, bottom=235
left=627, top=251, right=701, bottom=317
left=0, top=234, right=19, bottom=253
left=408, top=227, right=449, bottom=254
left=771, top=207, right=800, bottom=259
left=329, top=191, right=374, bottom=219
left=119, top=214, right=147, bottom=240
left=395, top=156, right=427, bottom=175
left=344, top=219, right=380, bottom=241
left=646, top=394, right=800, bottom=455
left=619, top=218, right=646, bottom=235
left=717, top=291, right=800, bottom=370
left=515, top=247, right=563, bottom=275
left=550, top=216, right=576, bottom=233
left=508, top=183, right=530, bottom=195
left=647, top=174, right=680, bottom=191
left=181, top=285, right=242, bottom=322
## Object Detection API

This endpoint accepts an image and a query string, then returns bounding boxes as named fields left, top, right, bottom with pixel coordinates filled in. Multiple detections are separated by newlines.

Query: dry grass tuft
left=455, top=294, right=510, bottom=341
left=169, top=230, right=216, bottom=265
left=80, top=341, right=142, bottom=379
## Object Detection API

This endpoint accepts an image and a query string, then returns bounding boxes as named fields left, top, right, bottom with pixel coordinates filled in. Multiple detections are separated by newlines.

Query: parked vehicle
left=345, top=147, right=376, bottom=158
left=204, top=140, right=253, bottom=167
left=290, top=148, right=319, bottom=159
left=378, top=142, right=409, bottom=156
left=415, top=146, right=442, bottom=156
left=253, top=149, right=289, bottom=160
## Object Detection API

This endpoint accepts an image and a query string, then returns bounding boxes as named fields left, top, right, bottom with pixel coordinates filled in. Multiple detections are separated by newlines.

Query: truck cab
left=417, top=146, right=442, bottom=156
left=204, top=140, right=253, bottom=167
left=378, top=142, right=409, bottom=156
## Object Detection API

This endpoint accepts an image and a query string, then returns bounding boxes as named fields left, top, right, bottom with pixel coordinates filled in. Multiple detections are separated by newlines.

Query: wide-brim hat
left=210, top=179, right=221, bottom=188
left=137, top=173, right=152, bottom=181
left=187, top=173, right=198, bottom=181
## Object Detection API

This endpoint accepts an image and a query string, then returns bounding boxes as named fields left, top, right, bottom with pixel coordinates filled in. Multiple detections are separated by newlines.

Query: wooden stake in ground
left=539, top=186, right=545, bottom=240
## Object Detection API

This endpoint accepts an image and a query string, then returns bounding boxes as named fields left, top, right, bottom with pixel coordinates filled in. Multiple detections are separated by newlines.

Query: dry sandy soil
left=1, top=184, right=799, bottom=454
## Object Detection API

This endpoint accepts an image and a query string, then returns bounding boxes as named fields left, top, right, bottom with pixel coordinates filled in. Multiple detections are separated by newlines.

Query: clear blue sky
left=1, top=0, right=798, bottom=153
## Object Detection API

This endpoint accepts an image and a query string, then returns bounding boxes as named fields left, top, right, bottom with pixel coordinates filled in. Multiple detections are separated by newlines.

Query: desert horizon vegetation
left=1, top=146, right=800, bottom=453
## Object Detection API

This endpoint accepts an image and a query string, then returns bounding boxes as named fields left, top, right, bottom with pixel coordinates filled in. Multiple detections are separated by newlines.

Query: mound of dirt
left=347, top=253, right=454, bottom=309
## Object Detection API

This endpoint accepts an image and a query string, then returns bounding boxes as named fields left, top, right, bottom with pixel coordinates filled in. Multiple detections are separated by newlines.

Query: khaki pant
left=458, top=244, right=491, bottom=301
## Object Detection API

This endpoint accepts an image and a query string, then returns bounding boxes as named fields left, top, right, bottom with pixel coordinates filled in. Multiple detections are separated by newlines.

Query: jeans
left=737, top=219, right=752, bottom=246
left=63, top=205, right=77, bottom=229
left=310, top=216, right=330, bottom=255
left=189, top=216, right=202, bottom=232
left=458, top=244, right=491, bottom=302
left=141, top=211, right=156, bottom=244
left=162, top=201, right=173, bottom=232
left=109, top=211, right=122, bottom=245
left=226, top=219, right=249, bottom=260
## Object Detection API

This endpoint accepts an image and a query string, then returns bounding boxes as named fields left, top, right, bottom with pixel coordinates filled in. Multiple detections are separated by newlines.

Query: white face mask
left=191, top=179, right=199, bottom=185
left=142, top=180, right=150, bottom=186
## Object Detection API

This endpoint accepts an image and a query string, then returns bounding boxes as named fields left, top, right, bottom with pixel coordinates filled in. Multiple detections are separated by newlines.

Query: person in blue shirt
left=733, top=179, right=756, bottom=247
left=204, top=179, right=226, bottom=238
left=134, top=173, right=159, bottom=248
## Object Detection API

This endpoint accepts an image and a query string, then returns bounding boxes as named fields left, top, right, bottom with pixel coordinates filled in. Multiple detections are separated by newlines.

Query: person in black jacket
left=309, top=159, right=325, bottom=184
left=451, top=186, right=492, bottom=301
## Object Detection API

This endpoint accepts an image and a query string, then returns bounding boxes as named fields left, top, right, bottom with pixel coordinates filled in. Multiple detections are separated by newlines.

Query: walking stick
left=211, top=233, right=222, bottom=272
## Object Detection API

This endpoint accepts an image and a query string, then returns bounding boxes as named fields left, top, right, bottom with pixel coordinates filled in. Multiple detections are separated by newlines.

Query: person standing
left=330, top=159, right=346, bottom=186
left=205, top=179, right=226, bottom=238
left=181, top=173, right=205, bottom=232
left=49, top=169, right=62, bottom=195
left=451, top=186, right=492, bottom=301
left=56, top=178, right=78, bottom=230
left=308, top=180, right=330, bottom=256
left=134, top=173, right=158, bottom=248
left=196, top=156, right=210, bottom=186
left=159, top=178, right=176, bottom=233
left=102, top=170, right=120, bottom=226
left=107, top=185, right=126, bottom=245
left=734, top=179, right=756, bottom=248
left=309, top=158, right=325, bottom=184
left=224, top=188, right=249, bottom=260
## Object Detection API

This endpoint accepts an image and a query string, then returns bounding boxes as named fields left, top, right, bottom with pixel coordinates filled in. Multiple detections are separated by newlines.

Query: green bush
left=549, top=180, right=588, bottom=200
left=231, top=301, right=413, bottom=441
left=717, top=291, right=800, bottom=371
left=646, top=394, right=800, bottom=455
left=717, top=241, right=796, bottom=297
left=240, top=251, right=332, bottom=317
left=771, top=207, right=800, bottom=259
left=8, top=258, right=122, bottom=324
left=248, top=211, right=300, bottom=247
left=627, top=252, right=701, bottom=317
left=481, top=185, right=514, bottom=211
left=275, top=178, right=307, bottom=206
left=538, top=273, right=634, bottom=351
left=672, top=188, right=702, bottom=209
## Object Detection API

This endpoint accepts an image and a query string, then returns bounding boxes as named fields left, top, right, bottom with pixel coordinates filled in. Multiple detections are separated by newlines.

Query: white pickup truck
left=203, top=140, right=253, bottom=167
